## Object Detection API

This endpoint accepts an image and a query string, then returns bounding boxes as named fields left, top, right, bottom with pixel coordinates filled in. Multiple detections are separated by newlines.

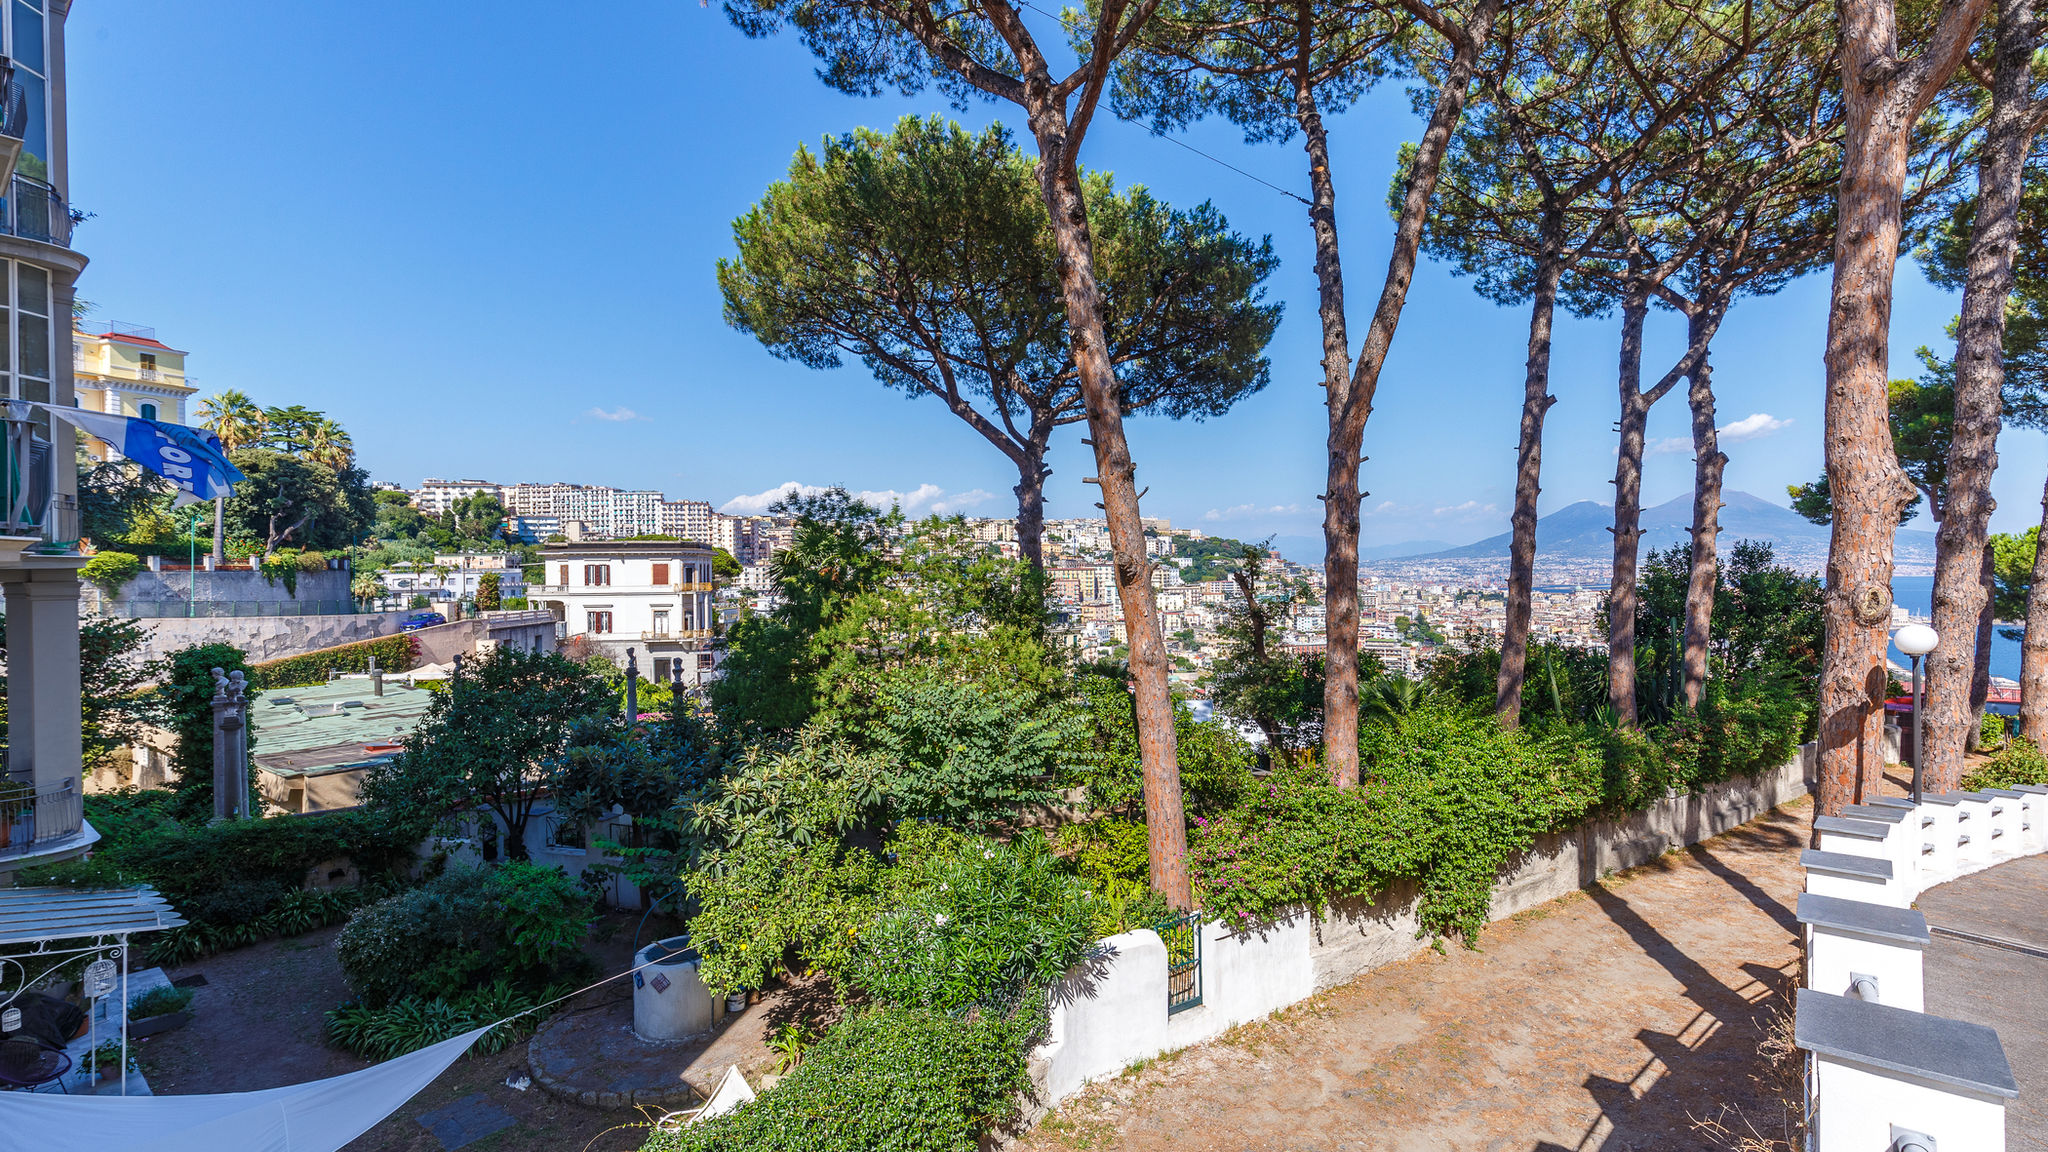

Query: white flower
left=934, top=913, right=949, bottom=927
left=938, top=883, right=949, bottom=892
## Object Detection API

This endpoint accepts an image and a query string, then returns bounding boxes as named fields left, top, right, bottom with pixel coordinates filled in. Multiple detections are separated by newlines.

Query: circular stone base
left=528, top=995, right=715, bottom=1111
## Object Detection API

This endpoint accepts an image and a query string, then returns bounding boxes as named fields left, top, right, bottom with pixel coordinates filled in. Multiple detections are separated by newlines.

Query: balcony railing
left=0, top=174, right=71, bottom=247
left=0, top=778, right=84, bottom=860
left=640, top=629, right=714, bottom=641
left=1, top=401, right=71, bottom=547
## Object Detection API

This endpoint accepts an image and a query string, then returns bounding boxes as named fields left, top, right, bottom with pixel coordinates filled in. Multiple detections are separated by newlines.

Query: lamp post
left=1895, top=623, right=1940, bottom=803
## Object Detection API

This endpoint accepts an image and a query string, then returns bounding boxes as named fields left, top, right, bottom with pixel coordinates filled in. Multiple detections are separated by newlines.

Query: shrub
left=129, top=985, right=194, bottom=1019
left=248, top=633, right=417, bottom=689
left=645, top=1004, right=1039, bottom=1152
left=22, top=801, right=417, bottom=962
left=80, top=550, right=143, bottom=596
left=845, top=830, right=1096, bottom=1014
left=325, top=980, right=561, bottom=1060
left=155, top=642, right=258, bottom=819
left=1961, top=740, right=2048, bottom=792
left=858, top=668, right=1082, bottom=830
left=336, top=864, right=595, bottom=1006
left=1191, top=706, right=1602, bottom=942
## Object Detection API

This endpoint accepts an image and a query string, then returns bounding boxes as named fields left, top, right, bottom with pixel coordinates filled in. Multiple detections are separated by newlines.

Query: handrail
left=0, top=779, right=83, bottom=859
left=1, top=174, right=70, bottom=247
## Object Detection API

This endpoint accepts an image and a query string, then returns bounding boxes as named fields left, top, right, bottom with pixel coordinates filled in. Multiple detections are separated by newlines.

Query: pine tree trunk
left=1607, top=293, right=1652, bottom=725
left=1681, top=309, right=1728, bottom=710
left=2024, top=473, right=2048, bottom=752
left=1029, top=110, right=1189, bottom=907
left=1497, top=220, right=1564, bottom=729
left=1923, top=0, right=2036, bottom=789
left=1968, top=546, right=1995, bottom=747
left=1818, top=0, right=1987, bottom=818
left=1299, top=73, right=1361, bottom=786
left=1322, top=0, right=1498, bottom=778
left=1014, top=440, right=1049, bottom=572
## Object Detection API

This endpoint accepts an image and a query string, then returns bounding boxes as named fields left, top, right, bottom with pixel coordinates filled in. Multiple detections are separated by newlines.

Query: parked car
left=400, top=611, right=446, bottom=631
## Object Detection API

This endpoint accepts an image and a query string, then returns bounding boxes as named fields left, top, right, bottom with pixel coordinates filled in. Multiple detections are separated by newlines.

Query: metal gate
left=1155, top=912, right=1203, bottom=1014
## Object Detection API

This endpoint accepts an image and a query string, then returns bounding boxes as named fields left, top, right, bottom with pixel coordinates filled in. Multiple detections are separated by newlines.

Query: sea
left=1888, top=575, right=2021, bottom=682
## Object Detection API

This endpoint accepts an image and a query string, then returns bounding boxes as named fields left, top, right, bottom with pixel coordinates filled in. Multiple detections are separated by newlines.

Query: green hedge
left=645, top=1004, right=1038, bottom=1152
left=249, top=633, right=417, bottom=689
left=1190, top=683, right=1812, bottom=942
left=22, top=797, right=420, bottom=962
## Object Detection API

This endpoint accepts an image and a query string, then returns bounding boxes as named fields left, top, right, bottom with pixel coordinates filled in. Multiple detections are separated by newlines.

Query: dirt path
left=1019, top=800, right=1814, bottom=1152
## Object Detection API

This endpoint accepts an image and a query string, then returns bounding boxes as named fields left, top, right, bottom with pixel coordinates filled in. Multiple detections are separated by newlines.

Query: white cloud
left=1203, top=502, right=1302, bottom=522
left=720, top=481, right=994, bottom=517
left=586, top=406, right=644, bottom=422
left=1644, top=413, right=1789, bottom=457
left=1719, top=412, right=1792, bottom=443
left=1431, top=500, right=1497, bottom=517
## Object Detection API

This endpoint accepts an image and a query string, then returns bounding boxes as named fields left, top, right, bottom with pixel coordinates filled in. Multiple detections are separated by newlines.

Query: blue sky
left=65, top=1, right=2048, bottom=547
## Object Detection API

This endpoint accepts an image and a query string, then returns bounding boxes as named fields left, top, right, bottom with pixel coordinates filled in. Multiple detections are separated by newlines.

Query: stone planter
left=128, top=1010, right=190, bottom=1039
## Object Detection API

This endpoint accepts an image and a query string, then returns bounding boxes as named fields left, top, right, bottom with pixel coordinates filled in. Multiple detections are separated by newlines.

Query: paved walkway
left=1919, top=854, right=2048, bottom=1152
left=1019, top=801, right=1815, bottom=1152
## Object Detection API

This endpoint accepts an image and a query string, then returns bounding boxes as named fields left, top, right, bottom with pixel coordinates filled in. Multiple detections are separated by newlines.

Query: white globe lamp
left=1894, top=624, right=1939, bottom=801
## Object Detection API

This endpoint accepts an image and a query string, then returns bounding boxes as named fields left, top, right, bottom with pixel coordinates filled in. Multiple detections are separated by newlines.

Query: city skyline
left=63, top=1, right=2048, bottom=548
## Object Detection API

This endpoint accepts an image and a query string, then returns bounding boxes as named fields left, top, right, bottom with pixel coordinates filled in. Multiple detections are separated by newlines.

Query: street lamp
left=1895, top=623, right=1939, bottom=803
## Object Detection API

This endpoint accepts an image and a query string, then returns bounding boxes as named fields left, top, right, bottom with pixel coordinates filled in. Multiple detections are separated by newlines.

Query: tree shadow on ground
left=1538, top=865, right=1803, bottom=1151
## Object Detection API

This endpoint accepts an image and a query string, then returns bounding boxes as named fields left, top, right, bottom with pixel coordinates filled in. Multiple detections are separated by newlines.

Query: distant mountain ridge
left=1358, top=491, right=1934, bottom=569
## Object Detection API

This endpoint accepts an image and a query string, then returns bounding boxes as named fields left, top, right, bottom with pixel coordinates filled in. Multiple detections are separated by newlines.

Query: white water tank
left=632, top=935, right=724, bottom=1041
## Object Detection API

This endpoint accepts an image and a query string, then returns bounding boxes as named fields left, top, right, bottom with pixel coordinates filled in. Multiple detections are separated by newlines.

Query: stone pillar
left=1, top=565, right=82, bottom=792
left=209, top=668, right=249, bottom=821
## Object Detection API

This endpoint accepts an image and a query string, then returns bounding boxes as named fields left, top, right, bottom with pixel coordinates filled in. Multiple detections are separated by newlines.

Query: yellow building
left=71, top=321, right=195, bottom=460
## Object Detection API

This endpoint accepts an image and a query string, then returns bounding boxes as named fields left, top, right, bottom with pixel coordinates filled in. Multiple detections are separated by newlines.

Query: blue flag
left=47, top=405, right=246, bottom=506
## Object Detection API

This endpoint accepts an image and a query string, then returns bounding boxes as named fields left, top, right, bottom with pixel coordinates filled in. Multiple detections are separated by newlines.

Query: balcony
left=0, top=174, right=71, bottom=248
left=674, top=581, right=716, bottom=593
left=640, top=629, right=714, bottom=641
left=0, top=778, right=84, bottom=863
left=0, top=401, right=78, bottom=561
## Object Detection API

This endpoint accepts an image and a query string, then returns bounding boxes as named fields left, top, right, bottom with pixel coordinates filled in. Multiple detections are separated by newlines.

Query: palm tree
left=306, top=418, right=354, bottom=469
left=194, top=390, right=264, bottom=452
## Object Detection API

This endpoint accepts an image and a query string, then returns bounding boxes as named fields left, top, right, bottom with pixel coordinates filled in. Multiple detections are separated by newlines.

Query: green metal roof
left=251, top=676, right=436, bottom=779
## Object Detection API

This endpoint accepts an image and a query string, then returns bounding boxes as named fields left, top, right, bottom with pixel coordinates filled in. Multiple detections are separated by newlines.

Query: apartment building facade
left=531, top=541, right=723, bottom=688
left=2, top=0, right=106, bottom=878
left=413, top=478, right=502, bottom=516
left=72, top=321, right=195, bottom=461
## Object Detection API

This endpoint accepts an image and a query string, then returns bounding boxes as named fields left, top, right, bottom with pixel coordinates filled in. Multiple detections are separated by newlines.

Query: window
left=684, top=563, right=698, bottom=583
left=9, top=0, right=48, bottom=173
left=653, top=657, right=672, bottom=681
left=697, top=654, right=716, bottom=670
left=558, top=564, right=568, bottom=586
left=140, top=352, right=156, bottom=371
left=586, top=611, right=613, bottom=634
left=651, top=610, right=669, bottom=636
left=652, top=562, right=669, bottom=585
left=138, top=402, right=156, bottom=420
left=584, top=564, right=610, bottom=586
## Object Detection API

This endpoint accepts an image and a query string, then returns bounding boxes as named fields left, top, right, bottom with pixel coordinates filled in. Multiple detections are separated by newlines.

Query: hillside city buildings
left=530, top=540, right=724, bottom=690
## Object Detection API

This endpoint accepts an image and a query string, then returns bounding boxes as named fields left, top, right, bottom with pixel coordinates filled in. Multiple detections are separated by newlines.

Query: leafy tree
left=155, top=643, right=258, bottom=821
left=723, top=0, right=1201, bottom=905
left=446, top=491, right=508, bottom=543
left=721, top=116, right=1279, bottom=569
left=474, top=571, right=502, bottom=611
left=1172, top=535, right=1251, bottom=583
left=1206, top=543, right=1321, bottom=753
left=712, top=547, right=742, bottom=580
left=222, top=448, right=375, bottom=554
left=358, top=648, right=616, bottom=860
left=77, top=454, right=177, bottom=549
left=1112, top=0, right=1501, bottom=787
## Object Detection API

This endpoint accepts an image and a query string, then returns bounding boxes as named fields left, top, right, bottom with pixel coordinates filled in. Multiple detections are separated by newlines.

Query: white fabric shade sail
left=0, top=1025, right=493, bottom=1151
